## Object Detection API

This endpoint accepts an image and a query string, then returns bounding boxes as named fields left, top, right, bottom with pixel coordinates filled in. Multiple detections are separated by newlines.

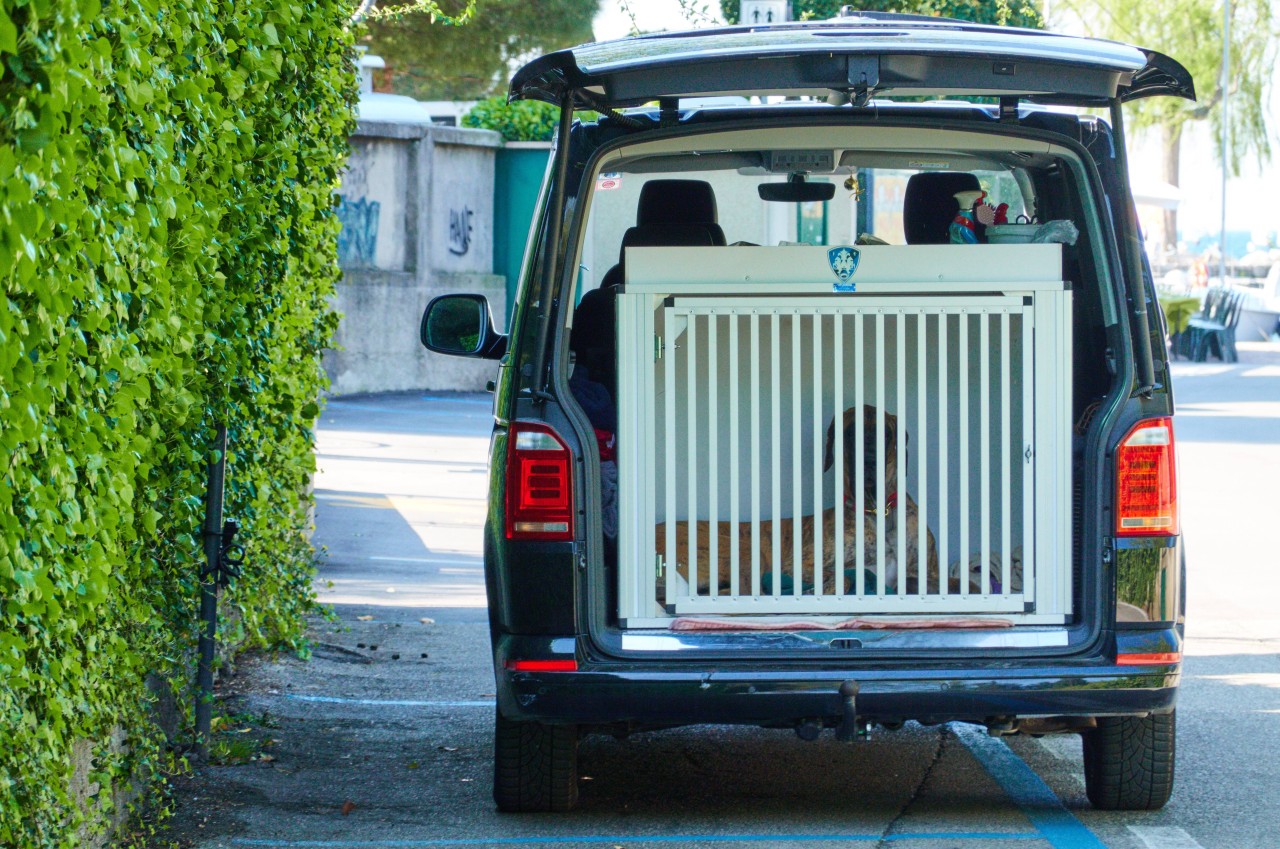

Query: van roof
left=510, top=12, right=1194, bottom=108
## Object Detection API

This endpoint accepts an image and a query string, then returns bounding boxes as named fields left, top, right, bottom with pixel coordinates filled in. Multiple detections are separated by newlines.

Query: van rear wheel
left=493, top=710, right=579, bottom=812
left=1082, top=711, right=1175, bottom=810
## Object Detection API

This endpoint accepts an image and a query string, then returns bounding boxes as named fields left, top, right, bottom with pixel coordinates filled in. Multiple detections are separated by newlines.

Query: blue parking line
left=232, top=833, right=1042, bottom=847
left=954, top=723, right=1107, bottom=849
left=284, top=695, right=493, bottom=708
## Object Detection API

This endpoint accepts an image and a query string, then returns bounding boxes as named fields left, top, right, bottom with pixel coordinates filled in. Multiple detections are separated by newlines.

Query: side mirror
left=420, top=294, right=507, bottom=359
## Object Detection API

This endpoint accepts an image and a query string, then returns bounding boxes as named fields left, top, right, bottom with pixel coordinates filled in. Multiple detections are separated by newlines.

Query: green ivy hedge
left=0, top=0, right=355, bottom=845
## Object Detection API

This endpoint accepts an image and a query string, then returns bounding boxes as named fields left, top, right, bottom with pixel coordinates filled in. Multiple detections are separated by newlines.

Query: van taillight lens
left=506, top=422, right=574, bottom=541
left=1116, top=417, right=1178, bottom=536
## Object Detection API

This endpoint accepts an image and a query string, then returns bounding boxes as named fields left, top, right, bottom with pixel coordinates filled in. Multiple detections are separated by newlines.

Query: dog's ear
left=840, top=420, right=857, bottom=483
left=823, top=416, right=836, bottom=471
left=882, top=414, right=910, bottom=473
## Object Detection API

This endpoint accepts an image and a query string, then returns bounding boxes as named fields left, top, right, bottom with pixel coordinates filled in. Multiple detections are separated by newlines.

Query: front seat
left=571, top=179, right=725, bottom=397
left=902, top=172, right=981, bottom=244
left=634, top=179, right=728, bottom=246
left=571, top=225, right=714, bottom=397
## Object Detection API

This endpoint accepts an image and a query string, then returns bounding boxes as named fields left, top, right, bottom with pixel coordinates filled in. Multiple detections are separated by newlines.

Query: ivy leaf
left=0, top=10, right=17, bottom=54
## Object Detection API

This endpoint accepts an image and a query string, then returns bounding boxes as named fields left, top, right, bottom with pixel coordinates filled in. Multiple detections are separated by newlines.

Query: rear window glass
left=577, top=155, right=1034, bottom=294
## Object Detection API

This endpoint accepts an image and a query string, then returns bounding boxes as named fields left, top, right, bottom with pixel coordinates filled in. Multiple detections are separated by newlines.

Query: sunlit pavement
left=162, top=342, right=1280, bottom=849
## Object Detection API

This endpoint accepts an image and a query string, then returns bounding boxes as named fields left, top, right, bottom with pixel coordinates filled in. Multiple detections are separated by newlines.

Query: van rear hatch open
left=510, top=13, right=1194, bottom=107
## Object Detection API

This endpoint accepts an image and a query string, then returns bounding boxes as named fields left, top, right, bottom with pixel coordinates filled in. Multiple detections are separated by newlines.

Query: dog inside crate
left=657, top=405, right=939, bottom=597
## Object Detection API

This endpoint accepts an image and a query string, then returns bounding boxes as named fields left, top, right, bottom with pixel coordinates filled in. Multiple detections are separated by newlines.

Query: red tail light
left=1116, top=417, right=1178, bottom=537
left=504, top=659, right=578, bottom=672
left=506, top=422, right=574, bottom=541
left=1116, top=652, right=1181, bottom=666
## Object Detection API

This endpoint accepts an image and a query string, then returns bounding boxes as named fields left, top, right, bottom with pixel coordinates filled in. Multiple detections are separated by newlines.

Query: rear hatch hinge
left=659, top=97, right=679, bottom=127
left=847, top=57, right=880, bottom=107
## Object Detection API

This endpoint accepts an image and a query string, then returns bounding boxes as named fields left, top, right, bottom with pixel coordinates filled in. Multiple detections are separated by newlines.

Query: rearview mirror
left=420, top=294, right=507, bottom=359
left=758, top=175, right=835, bottom=203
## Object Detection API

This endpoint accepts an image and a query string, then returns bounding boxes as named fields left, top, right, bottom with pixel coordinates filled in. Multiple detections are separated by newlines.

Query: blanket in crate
left=670, top=616, right=1014, bottom=631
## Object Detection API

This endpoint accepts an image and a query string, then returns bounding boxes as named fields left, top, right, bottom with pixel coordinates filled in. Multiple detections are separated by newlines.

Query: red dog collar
left=846, top=491, right=898, bottom=513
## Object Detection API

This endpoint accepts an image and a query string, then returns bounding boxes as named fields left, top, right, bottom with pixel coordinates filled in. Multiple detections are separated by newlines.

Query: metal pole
left=1219, top=0, right=1231, bottom=286
left=194, top=423, right=227, bottom=759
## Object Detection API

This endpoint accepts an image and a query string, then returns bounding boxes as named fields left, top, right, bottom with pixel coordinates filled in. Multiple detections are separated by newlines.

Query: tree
left=358, top=0, right=477, bottom=25
left=363, top=0, right=601, bottom=101
left=1059, top=0, right=1277, bottom=250
left=720, top=0, right=1042, bottom=27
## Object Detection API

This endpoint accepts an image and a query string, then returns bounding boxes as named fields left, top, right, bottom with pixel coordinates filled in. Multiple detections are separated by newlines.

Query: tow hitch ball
left=835, top=680, right=869, bottom=742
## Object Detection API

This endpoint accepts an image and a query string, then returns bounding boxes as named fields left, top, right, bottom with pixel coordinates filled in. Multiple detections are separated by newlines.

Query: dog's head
left=823, top=405, right=902, bottom=508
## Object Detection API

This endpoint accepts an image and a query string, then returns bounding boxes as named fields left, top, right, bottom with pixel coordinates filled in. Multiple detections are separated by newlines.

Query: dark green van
left=423, top=10, right=1190, bottom=813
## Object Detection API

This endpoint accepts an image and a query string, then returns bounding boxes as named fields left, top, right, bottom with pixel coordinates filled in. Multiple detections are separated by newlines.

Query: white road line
left=1169, top=364, right=1235, bottom=377
left=418, top=394, right=491, bottom=405
left=1127, top=826, right=1206, bottom=849
left=367, top=556, right=481, bottom=566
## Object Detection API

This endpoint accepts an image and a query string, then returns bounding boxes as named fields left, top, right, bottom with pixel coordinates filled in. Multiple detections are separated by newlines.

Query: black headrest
left=637, top=179, right=720, bottom=228
left=620, top=223, right=715, bottom=256
left=903, top=172, right=982, bottom=245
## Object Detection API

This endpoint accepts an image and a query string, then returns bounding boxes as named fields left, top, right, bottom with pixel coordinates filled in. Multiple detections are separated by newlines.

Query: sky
left=589, top=1, right=1280, bottom=251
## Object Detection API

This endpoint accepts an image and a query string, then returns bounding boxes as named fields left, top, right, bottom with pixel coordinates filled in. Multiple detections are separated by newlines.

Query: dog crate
left=615, top=245, right=1073, bottom=627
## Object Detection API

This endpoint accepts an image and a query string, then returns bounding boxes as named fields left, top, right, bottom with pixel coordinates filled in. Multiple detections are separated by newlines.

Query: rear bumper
left=494, top=634, right=1180, bottom=727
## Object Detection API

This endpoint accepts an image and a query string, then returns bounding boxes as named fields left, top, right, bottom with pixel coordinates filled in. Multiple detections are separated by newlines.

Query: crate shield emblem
left=828, top=246, right=860, bottom=291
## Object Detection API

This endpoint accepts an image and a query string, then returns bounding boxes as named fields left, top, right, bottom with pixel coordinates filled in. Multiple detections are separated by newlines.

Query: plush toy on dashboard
left=948, top=189, right=1009, bottom=244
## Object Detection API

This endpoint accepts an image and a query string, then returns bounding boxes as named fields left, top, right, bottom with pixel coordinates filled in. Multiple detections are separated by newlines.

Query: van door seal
left=1108, top=98, right=1156, bottom=398
left=529, top=91, right=577, bottom=404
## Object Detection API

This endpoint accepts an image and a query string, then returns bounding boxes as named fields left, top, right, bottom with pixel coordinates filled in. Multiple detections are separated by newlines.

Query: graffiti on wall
left=337, top=196, right=381, bottom=267
left=448, top=206, right=474, bottom=256
left=336, top=148, right=382, bottom=268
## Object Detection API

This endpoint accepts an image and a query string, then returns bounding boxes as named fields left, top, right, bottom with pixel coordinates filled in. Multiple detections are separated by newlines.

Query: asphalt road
left=163, top=343, right=1280, bottom=849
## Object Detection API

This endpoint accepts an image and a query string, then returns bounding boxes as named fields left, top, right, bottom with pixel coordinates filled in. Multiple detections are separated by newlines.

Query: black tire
left=1082, top=711, right=1175, bottom=810
left=493, top=709, right=579, bottom=812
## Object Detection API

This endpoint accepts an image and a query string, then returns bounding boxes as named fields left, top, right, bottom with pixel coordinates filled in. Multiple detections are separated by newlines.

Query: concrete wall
left=327, top=113, right=506, bottom=395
